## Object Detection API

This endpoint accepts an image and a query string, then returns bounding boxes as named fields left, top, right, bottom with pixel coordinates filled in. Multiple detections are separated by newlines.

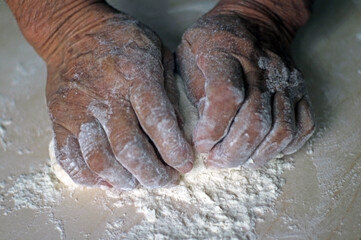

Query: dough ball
left=49, top=139, right=79, bottom=189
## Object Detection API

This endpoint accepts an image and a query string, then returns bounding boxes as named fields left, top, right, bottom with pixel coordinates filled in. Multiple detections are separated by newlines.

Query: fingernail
left=98, top=180, right=113, bottom=189
left=177, top=161, right=193, bottom=174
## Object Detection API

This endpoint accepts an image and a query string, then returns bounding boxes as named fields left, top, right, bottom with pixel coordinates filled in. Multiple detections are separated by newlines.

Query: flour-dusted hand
left=177, top=0, right=315, bottom=168
left=47, top=14, right=194, bottom=189
left=6, top=0, right=193, bottom=189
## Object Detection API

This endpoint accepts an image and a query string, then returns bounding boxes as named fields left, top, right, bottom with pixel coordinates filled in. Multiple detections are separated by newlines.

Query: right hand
left=176, top=1, right=315, bottom=169
left=47, top=7, right=193, bottom=190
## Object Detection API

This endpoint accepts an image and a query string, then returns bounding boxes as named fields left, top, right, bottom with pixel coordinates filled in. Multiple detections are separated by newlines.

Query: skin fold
left=6, top=0, right=315, bottom=189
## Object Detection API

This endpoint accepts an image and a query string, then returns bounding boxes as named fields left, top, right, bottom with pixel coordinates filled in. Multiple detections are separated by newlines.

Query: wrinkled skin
left=177, top=8, right=315, bottom=169
left=47, top=12, right=194, bottom=190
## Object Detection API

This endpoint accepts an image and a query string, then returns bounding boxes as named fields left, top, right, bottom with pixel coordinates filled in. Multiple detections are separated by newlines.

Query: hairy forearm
left=5, top=0, right=116, bottom=61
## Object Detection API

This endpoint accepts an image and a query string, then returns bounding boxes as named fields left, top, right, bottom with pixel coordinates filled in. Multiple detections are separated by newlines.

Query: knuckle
left=155, top=117, right=176, bottom=135
left=144, top=104, right=176, bottom=128
left=115, top=137, right=144, bottom=160
left=48, top=87, right=85, bottom=112
left=182, top=27, right=199, bottom=44
left=208, top=83, right=243, bottom=105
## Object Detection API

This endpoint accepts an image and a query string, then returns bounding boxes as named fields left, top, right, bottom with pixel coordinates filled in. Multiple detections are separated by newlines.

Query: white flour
left=0, top=76, right=294, bottom=239
left=103, top=158, right=292, bottom=239
left=0, top=163, right=61, bottom=215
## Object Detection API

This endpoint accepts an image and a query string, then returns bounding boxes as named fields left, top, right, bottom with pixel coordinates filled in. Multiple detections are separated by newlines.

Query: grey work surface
left=0, top=0, right=360, bottom=239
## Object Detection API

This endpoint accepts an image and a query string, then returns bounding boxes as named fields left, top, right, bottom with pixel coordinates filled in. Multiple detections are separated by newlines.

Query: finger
left=207, top=88, right=272, bottom=168
left=246, top=92, right=295, bottom=168
left=162, top=46, right=178, bottom=108
left=162, top=46, right=183, bottom=126
left=176, top=39, right=206, bottom=104
left=193, top=51, right=244, bottom=152
left=100, top=100, right=180, bottom=189
left=52, top=123, right=111, bottom=188
left=130, top=80, right=194, bottom=174
left=78, top=120, right=138, bottom=190
left=282, top=97, right=316, bottom=155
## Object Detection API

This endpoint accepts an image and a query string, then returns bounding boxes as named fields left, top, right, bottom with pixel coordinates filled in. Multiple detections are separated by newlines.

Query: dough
left=49, top=139, right=79, bottom=189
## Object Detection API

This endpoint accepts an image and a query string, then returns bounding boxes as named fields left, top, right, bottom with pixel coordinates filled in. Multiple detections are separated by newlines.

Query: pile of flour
left=103, top=157, right=292, bottom=239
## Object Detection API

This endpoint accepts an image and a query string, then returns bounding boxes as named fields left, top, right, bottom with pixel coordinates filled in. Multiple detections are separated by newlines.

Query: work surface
left=0, top=0, right=360, bottom=239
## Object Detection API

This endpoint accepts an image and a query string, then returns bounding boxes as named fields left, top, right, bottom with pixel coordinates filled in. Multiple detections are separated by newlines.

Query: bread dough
left=49, top=139, right=79, bottom=189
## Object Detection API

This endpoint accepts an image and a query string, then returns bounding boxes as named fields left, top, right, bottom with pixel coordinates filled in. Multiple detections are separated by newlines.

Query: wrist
left=7, top=0, right=118, bottom=63
left=207, top=0, right=311, bottom=50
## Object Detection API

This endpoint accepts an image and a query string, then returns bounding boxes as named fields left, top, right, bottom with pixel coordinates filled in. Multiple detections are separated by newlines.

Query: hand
left=176, top=1, right=315, bottom=168
left=46, top=8, right=193, bottom=189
